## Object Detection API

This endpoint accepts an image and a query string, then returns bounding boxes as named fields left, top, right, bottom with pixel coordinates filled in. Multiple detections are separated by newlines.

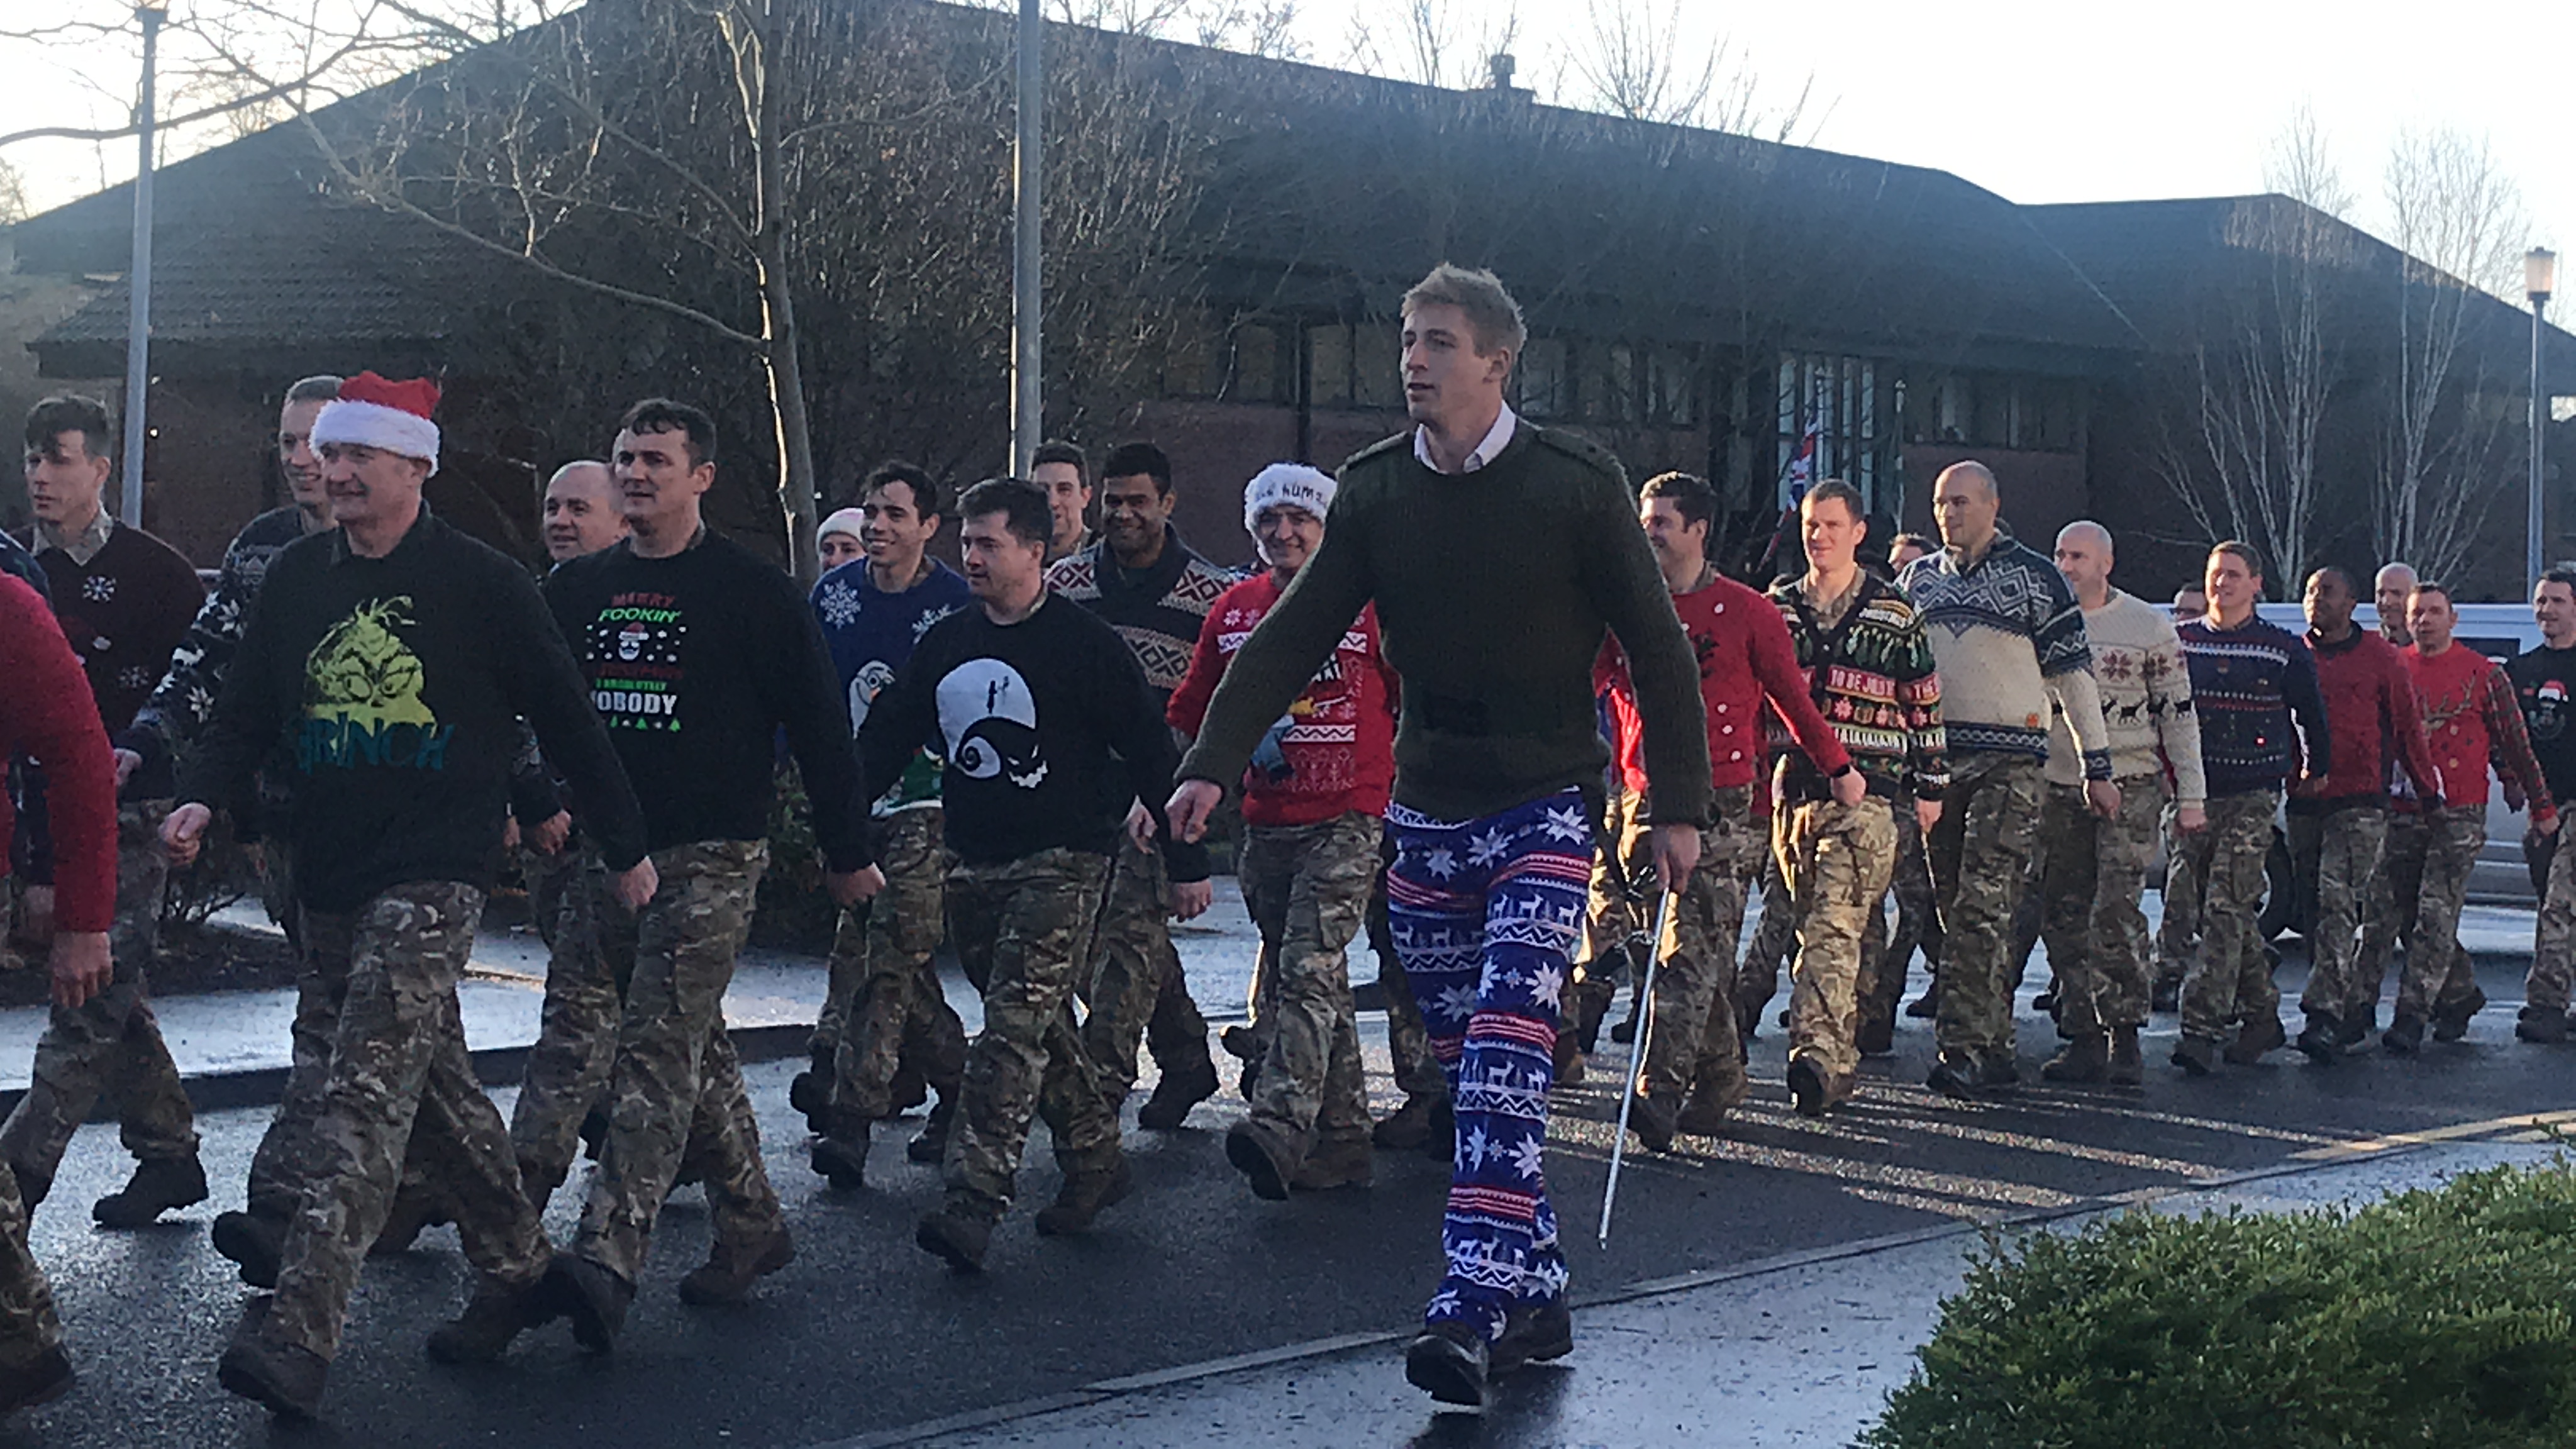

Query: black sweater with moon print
left=858, top=592, right=1208, bottom=880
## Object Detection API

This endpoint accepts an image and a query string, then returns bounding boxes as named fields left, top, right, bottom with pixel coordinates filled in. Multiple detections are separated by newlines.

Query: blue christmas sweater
left=813, top=557, right=973, bottom=814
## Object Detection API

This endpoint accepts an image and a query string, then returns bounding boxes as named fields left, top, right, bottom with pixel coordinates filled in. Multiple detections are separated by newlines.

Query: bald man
left=1897, top=463, right=2115, bottom=1097
left=541, top=462, right=627, bottom=565
left=2035, top=523, right=2202, bottom=1085
left=2374, top=564, right=2417, bottom=648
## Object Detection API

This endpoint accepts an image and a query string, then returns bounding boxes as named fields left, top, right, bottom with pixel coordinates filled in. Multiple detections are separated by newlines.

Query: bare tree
left=0, top=157, right=25, bottom=224
left=2373, top=125, right=2529, bottom=586
left=1562, top=0, right=1811, bottom=140
left=2262, top=101, right=2353, bottom=219
left=1341, top=0, right=1518, bottom=91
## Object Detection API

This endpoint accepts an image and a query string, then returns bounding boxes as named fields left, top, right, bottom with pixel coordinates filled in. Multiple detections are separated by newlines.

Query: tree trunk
left=735, top=0, right=819, bottom=584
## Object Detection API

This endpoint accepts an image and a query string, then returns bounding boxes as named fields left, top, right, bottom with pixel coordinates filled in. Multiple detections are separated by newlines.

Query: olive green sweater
left=1177, top=424, right=1712, bottom=826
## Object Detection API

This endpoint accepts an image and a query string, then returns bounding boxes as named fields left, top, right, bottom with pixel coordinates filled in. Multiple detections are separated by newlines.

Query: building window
left=1646, top=347, right=1696, bottom=427
left=1224, top=323, right=1285, bottom=404
left=1307, top=324, right=1352, bottom=408
left=1777, top=352, right=1881, bottom=506
left=1355, top=325, right=1403, bottom=409
left=1519, top=336, right=1571, bottom=419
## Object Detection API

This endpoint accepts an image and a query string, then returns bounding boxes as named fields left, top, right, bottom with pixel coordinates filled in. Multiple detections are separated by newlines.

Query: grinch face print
left=297, top=595, right=453, bottom=770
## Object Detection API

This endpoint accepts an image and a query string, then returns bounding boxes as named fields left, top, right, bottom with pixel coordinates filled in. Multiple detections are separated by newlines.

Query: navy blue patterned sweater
left=2177, top=613, right=2329, bottom=796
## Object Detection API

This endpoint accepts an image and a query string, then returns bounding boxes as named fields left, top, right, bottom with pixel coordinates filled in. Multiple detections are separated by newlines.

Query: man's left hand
left=826, top=867, right=886, bottom=907
left=1829, top=769, right=1867, bottom=806
left=1126, top=801, right=1158, bottom=853
left=48, top=930, right=111, bottom=1011
left=2086, top=779, right=2121, bottom=819
left=1170, top=880, right=1213, bottom=921
left=1650, top=822, right=1701, bottom=897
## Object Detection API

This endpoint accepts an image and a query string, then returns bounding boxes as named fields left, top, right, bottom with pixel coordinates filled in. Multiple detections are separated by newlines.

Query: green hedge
left=1865, top=1160, right=2576, bottom=1449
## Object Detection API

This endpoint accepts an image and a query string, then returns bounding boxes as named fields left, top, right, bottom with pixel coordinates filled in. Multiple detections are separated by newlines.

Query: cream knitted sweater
left=2045, top=589, right=2206, bottom=802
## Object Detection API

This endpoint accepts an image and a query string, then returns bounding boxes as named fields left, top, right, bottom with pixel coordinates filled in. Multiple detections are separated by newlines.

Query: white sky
left=5, top=0, right=2570, bottom=277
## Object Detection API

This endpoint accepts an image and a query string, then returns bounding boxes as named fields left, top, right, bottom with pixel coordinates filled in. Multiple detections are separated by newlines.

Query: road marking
left=2291, top=1108, right=2576, bottom=1161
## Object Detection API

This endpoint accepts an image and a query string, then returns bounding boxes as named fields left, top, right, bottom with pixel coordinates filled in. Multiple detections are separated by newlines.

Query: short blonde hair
left=1401, top=264, right=1526, bottom=358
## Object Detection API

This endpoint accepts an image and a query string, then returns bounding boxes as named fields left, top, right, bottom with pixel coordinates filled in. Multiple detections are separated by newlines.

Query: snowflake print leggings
left=1384, top=789, right=1593, bottom=1343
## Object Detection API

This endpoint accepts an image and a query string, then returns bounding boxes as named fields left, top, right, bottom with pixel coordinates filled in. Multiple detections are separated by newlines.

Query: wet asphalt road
left=6, top=947, right=2574, bottom=1448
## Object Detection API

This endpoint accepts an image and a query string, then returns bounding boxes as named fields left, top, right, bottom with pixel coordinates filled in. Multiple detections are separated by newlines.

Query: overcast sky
left=6, top=0, right=2570, bottom=287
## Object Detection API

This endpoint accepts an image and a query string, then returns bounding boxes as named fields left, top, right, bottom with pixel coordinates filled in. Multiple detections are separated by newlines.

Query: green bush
left=1864, top=1160, right=2576, bottom=1449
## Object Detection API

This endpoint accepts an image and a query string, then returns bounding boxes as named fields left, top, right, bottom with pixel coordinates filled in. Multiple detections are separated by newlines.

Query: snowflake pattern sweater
left=18, top=516, right=204, bottom=746
left=2045, top=590, right=2205, bottom=801
left=1897, top=526, right=2111, bottom=778
left=1166, top=571, right=1399, bottom=827
left=812, top=558, right=973, bottom=816
left=121, top=504, right=312, bottom=774
left=2177, top=613, right=2329, bottom=798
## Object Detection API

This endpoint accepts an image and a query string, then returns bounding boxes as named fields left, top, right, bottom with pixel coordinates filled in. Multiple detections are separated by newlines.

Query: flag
left=1779, top=386, right=1823, bottom=506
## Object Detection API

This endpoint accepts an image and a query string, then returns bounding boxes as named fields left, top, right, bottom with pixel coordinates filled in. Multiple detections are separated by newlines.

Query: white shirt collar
left=35, top=506, right=115, bottom=566
left=1413, top=403, right=1518, bottom=475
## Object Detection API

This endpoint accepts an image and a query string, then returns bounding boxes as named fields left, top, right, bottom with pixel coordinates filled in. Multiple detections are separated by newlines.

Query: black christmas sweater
left=858, top=593, right=1209, bottom=880
left=179, top=507, right=647, bottom=912
left=543, top=528, right=865, bottom=870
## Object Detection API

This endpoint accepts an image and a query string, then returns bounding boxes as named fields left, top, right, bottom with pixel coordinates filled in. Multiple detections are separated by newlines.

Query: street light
left=2531, top=247, right=2557, bottom=592
left=119, top=0, right=169, bottom=528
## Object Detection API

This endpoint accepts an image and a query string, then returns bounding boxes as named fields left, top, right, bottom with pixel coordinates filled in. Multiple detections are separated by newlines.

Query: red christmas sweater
left=2404, top=641, right=2556, bottom=823
left=1597, top=571, right=1850, bottom=797
left=1167, top=571, right=1398, bottom=827
left=0, top=574, right=118, bottom=933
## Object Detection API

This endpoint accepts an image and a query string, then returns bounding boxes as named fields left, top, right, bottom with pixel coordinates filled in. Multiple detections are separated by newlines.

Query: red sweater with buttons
left=1597, top=571, right=1850, bottom=797
left=2404, top=641, right=2556, bottom=823
left=1167, top=572, right=1399, bottom=827
left=0, top=574, right=118, bottom=933
left=2299, top=628, right=2444, bottom=809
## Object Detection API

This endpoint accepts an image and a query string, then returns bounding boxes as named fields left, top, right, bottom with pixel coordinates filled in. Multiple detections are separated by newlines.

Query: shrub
left=1864, top=1160, right=2576, bottom=1449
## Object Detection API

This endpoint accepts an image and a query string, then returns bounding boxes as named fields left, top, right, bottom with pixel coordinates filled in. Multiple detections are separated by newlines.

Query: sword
left=1598, top=886, right=1676, bottom=1248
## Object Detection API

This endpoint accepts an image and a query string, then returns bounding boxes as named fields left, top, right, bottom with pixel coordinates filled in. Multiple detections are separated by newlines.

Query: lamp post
left=119, top=0, right=167, bottom=528
left=2531, top=247, right=2558, bottom=592
left=1008, top=0, right=1041, bottom=477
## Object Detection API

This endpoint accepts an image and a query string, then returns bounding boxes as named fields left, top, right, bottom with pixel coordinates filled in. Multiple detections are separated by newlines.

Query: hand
left=1650, top=822, right=1701, bottom=896
left=611, top=858, right=659, bottom=911
left=2086, top=779, right=2121, bottom=819
left=111, top=748, right=142, bottom=789
left=1915, top=797, right=1943, bottom=835
left=161, top=803, right=213, bottom=867
left=1165, top=780, right=1222, bottom=845
left=2287, top=776, right=2323, bottom=801
left=2177, top=804, right=2207, bottom=833
left=1170, top=879, right=1214, bottom=921
left=2538, top=812, right=2563, bottom=839
left=501, top=816, right=521, bottom=852
left=529, top=811, right=572, bottom=855
left=2506, top=780, right=2528, bottom=813
left=1829, top=769, right=1867, bottom=806
left=48, top=930, right=110, bottom=1011
left=828, top=865, right=886, bottom=906
left=1125, top=801, right=1158, bottom=853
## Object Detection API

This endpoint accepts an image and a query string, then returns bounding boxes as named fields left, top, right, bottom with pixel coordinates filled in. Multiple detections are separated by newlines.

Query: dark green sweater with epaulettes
left=1178, top=423, right=1711, bottom=826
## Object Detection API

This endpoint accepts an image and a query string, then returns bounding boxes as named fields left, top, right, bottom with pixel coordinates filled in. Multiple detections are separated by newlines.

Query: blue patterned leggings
left=1385, top=789, right=1592, bottom=1342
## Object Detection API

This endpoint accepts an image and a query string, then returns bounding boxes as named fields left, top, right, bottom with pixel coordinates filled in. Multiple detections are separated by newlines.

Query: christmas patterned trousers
left=1385, top=789, right=1592, bottom=1345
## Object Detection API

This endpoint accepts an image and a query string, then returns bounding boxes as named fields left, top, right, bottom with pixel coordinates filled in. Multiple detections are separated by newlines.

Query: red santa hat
left=311, top=372, right=442, bottom=475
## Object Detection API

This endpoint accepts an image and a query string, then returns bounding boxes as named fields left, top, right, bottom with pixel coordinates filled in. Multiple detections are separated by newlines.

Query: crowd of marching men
left=3, top=262, right=2574, bottom=1423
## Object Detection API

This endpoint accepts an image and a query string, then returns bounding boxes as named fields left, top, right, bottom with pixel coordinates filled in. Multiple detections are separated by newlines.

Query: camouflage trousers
left=2290, top=804, right=2390, bottom=1021
left=1367, top=833, right=1445, bottom=1103
left=1736, top=843, right=1799, bottom=1027
left=1926, top=754, right=2048, bottom=1061
left=2531, top=828, right=2576, bottom=1014
left=2156, top=799, right=2206, bottom=996
left=2175, top=790, right=2280, bottom=1042
left=0, top=1162, right=57, bottom=1368
left=1636, top=787, right=1758, bottom=1109
left=2375, top=806, right=2487, bottom=1023
left=1238, top=812, right=1378, bottom=1161
left=0, top=799, right=197, bottom=1189
left=2038, top=776, right=2167, bottom=1035
left=1078, top=838, right=1214, bottom=1101
left=1574, top=787, right=1655, bottom=1016
left=1858, top=803, right=1941, bottom=1036
left=265, top=882, right=547, bottom=1362
left=572, top=840, right=784, bottom=1286
left=508, top=845, right=630, bottom=1208
left=1775, top=794, right=1898, bottom=1084
left=814, top=809, right=967, bottom=1123
left=943, top=848, right=1123, bottom=1216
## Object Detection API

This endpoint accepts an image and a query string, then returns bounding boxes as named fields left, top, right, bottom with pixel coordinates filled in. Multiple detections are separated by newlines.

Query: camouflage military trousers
left=1736, top=843, right=1799, bottom=1028
left=814, top=809, right=966, bottom=1123
left=1635, top=787, right=1758, bottom=1109
left=2039, top=776, right=2167, bottom=1035
left=943, top=849, right=1123, bottom=1216
left=1575, top=787, right=1655, bottom=1016
left=1079, top=838, right=1214, bottom=1100
left=2290, top=804, right=2390, bottom=1021
left=1776, top=794, right=1899, bottom=1084
left=1927, top=754, right=2047, bottom=1062
left=508, top=847, right=630, bottom=1208
left=265, top=883, right=548, bottom=1361
left=2174, top=790, right=2280, bottom=1042
left=573, top=840, right=784, bottom=1286
left=2531, top=828, right=2576, bottom=1014
left=1238, top=812, right=1377, bottom=1160
left=0, top=799, right=197, bottom=1189
left=2379, top=805, right=2487, bottom=1023
left=0, top=1162, right=57, bottom=1368
left=1858, top=802, right=1940, bottom=1036
left=1366, top=831, right=1445, bottom=1104
left=2156, top=799, right=2205, bottom=995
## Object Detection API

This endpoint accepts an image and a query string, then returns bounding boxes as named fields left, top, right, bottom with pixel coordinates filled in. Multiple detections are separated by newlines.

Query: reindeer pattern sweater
left=2045, top=589, right=2205, bottom=802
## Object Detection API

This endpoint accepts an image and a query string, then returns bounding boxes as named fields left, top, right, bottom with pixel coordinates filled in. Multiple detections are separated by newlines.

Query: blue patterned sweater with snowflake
left=812, top=558, right=972, bottom=815
left=1897, top=525, right=2112, bottom=777
left=2177, top=613, right=2328, bottom=797
left=1044, top=525, right=1241, bottom=711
